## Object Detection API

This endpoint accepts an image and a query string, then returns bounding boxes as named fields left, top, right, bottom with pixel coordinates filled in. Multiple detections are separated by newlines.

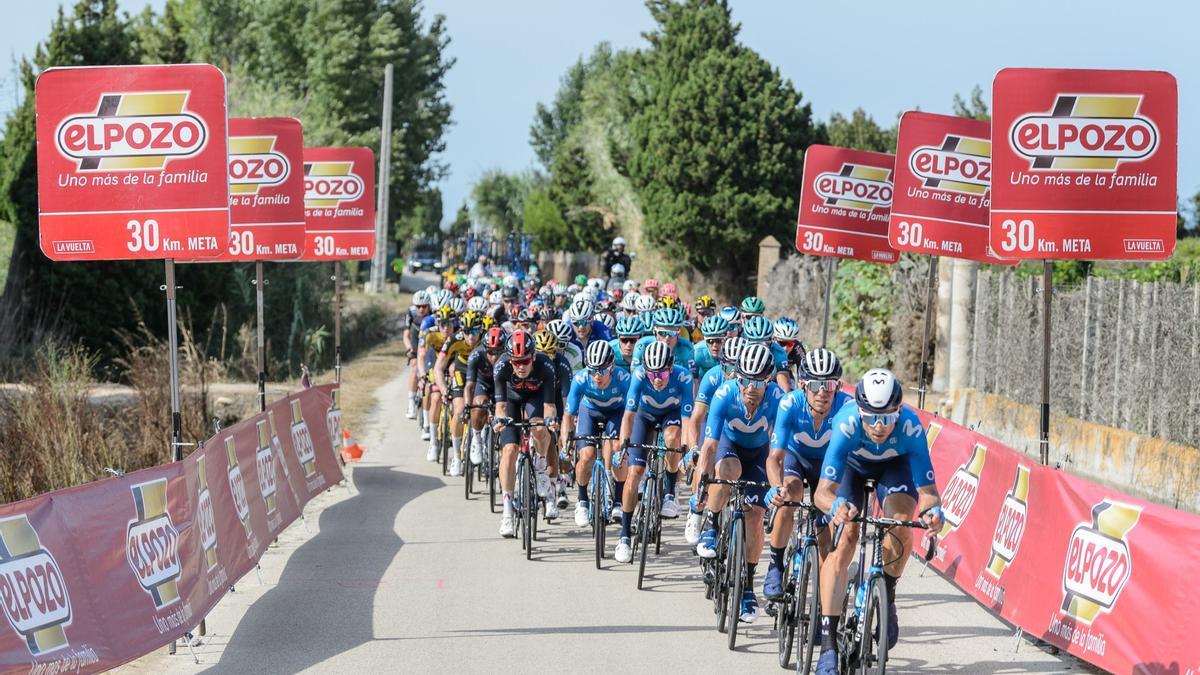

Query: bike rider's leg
left=817, top=467, right=866, bottom=668
left=879, top=485, right=918, bottom=649
left=426, top=388, right=443, bottom=461
left=659, top=423, right=683, bottom=518
left=469, top=394, right=489, bottom=463
left=529, top=419, right=560, bottom=518
left=406, top=351, right=419, bottom=418
left=448, top=393, right=466, bottom=475
left=574, top=443, right=596, bottom=526
left=617, top=413, right=651, bottom=563
left=765, top=474, right=805, bottom=601
left=696, top=438, right=738, bottom=557
left=496, top=402, right=526, bottom=537
left=737, top=443, right=770, bottom=622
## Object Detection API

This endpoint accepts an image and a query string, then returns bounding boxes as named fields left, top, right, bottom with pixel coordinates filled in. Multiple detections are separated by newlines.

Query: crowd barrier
left=0, top=384, right=345, bottom=674
left=914, top=408, right=1198, bottom=674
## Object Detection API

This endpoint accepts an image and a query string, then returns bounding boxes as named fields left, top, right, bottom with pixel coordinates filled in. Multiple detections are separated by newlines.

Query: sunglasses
left=705, top=337, right=725, bottom=348
left=571, top=319, right=592, bottom=328
left=779, top=340, right=799, bottom=351
left=801, top=379, right=839, bottom=394
left=697, top=308, right=715, bottom=317
left=511, top=358, right=534, bottom=368
left=737, top=375, right=766, bottom=391
left=863, top=411, right=900, bottom=427
left=647, top=369, right=671, bottom=383
left=619, top=337, right=639, bottom=345
left=588, top=365, right=614, bottom=377
left=654, top=329, right=677, bottom=339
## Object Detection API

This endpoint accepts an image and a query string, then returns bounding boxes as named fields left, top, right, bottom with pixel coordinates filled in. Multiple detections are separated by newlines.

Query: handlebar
left=575, top=434, right=616, bottom=443
left=702, top=477, right=772, bottom=489
left=830, top=512, right=931, bottom=553
left=764, top=500, right=817, bottom=535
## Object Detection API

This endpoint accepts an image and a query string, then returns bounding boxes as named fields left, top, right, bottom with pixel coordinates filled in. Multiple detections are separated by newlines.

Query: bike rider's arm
left=679, top=370, right=696, bottom=448
left=816, top=404, right=860, bottom=522
left=902, top=412, right=944, bottom=529
left=433, top=348, right=451, bottom=395
left=766, top=394, right=795, bottom=496
left=618, top=369, right=642, bottom=446
left=537, top=358, right=558, bottom=422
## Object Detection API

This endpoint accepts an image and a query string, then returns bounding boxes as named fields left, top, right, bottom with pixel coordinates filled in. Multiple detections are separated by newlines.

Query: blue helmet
left=717, top=306, right=740, bottom=324
left=741, top=314, right=773, bottom=342
left=652, top=306, right=684, bottom=329
left=637, top=315, right=655, bottom=335
left=615, top=315, right=644, bottom=338
left=700, top=314, right=731, bottom=337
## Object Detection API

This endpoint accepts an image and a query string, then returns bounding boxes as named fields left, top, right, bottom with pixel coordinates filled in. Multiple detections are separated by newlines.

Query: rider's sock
left=502, top=492, right=514, bottom=517
left=614, top=480, right=625, bottom=502
left=883, top=571, right=899, bottom=605
left=663, top=470, right=677, bottom=497
left=452, top=435, right=462, bottom=456
left=820, top=615, right=840, bottom=651
left=702, top=510, right=716, bottom=532
left=620, top=511, right=633, bottom=539
left=577, top=484, right=588, bottom=502
left=746, top=562, right=757, bottom=590
left=770, top=546, right=786, bottom=569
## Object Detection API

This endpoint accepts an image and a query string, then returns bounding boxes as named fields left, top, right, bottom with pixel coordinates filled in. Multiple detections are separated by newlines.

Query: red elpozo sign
left=220, top=117, right=306, bottom=260
left=36, top=64, right=229, bottom=261
left=889, top=112, right=1012, bottom=264
left=990, top=68, right=1177, bottom=260
left=302, top=147, right=375, bottom=261
left=796, top=145, right=898, bottom=263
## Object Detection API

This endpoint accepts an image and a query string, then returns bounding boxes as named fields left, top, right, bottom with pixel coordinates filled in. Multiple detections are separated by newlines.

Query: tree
left=826, top=108, right=896, bottom=153
left=530, top=43, right=614, bottom=168
left=472, top=169, right=534, bottom=235
left=623, top=0, right=819, bottom=276
left=523, top=189, right=571, bottom=250
left=952, top=85, right=990, bottom=121
left=395, top=188, right=443, bottom=241
left=447, top=202, right=472, bottom=238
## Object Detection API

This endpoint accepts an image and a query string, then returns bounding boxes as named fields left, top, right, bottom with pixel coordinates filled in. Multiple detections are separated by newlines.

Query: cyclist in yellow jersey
left=433, top=309, right=483, bottom=476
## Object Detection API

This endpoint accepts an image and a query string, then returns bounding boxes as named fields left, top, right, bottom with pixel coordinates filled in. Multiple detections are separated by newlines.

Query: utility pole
left=369, top=63, right=394, bottom=293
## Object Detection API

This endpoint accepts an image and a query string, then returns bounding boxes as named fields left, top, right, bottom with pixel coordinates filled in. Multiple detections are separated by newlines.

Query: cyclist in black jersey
left=405, top=291, right=432, bottom=419
left=465, top=326, right=505, bottom=466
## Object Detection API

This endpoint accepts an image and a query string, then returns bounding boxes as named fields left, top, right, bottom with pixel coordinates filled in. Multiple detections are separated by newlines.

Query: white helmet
left=620, top=292, right=640, bottom=311
left=432, top=289, right=453, bottom=309
left=424, top=284, right=439, bottom=297
left=622, top=279, right=638, bottom=292
left=611, top=263, right=626, bottom=277
left=643, top=341, right=673, bottom=371
left=613, top=236, right=627, bottom=247
left=412, top=290, right=431, bottom=306
left=737, top=343, right=774, bottom=380
left=502, top=275, right=519, bottom=288
left=447, top=297, right=466, bottom=315
left=855, top=368, right=903, bottom=414
left=587, top=278, right=604, bottom=291
left=582, top=286, right=599, bottom=301
left=546, top=319, right=573, bottom=344
left=488, top=290, right=503, bottom=305
left=597, top=312, right=615, bottom=330
left=802, top=348, right=842, bottom=380
left=634, top=294, right=656, bottom=313
left=567, top=283, right=581, bottom=296
left=467, top=296, right=488, bottom=312
left=585, top=340, right=616, bottom=369
left=552, top=284, right=568, bottom=297
left=568, top=298, right=595, bottom=322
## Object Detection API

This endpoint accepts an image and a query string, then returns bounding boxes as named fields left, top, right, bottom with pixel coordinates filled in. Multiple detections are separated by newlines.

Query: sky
left=6, top=1, right=1199, bottom=226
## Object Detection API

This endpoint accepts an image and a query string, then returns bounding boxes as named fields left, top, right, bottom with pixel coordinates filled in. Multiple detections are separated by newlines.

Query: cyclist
left=619, top=293, right=640, bottom=319
left=615, top=341, right=694, bottom=563
left=692, top=314, right=730, bottom=377
left=763, top=348, right=849, bottom=602
left=564, top=341, right=631, bottom=527
left=813, top=369, right=944, bottom=674
left=684, top=336, right=745, bottom=545
left=547, top=319, right=582, bottom=370
left=631, top=306, right=697, bottom=381
left=465, top=325, right=506, bottom=466
left=566, top=298, right=614, bottom=351
left=405, top=290, right=432, bottom=419
left=642, top=278, right=660, bottom=300
left=741, top=314, right=791, bottom=393
left=772, top=317, right=807, bottom=384
left=493, top=330, right=560, bottom=537
left=694, top=343, right=783, bottom=623
left=534, top=329, right=571, bottom=519
left=421, top=306, right=462, bottom=462
left=610, top=315, right=644, bottom=369
left=437, top=309, right=482, bottom=476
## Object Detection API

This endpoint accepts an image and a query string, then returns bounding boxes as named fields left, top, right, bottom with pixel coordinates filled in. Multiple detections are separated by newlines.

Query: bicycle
left=766, top=493, right=823, bottom=673
left=461, top=403, right=491, bottom=500
left=504, top=420, right=550, bottom=561
left=618, top=440, right=684, bottom=590
left=576, top=433, right=617, bottom=570
left=703, top=476, right=772, bottom=650
left=829, top=477, right=935, bottom=674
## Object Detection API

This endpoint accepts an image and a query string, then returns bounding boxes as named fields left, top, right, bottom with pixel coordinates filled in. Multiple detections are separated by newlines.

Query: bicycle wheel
left=440, top=411, right=451, bottom=476
left=488, top=429, right=498, bottom=513
left=514, top=457, right=526, bottom=548
left=524, top=458, right=536, bottom=560
left=726, top=517, right=745, bottom=650
left=839, top=562, right=859, bottom=673
left=637, top=472, right=657, bottom=589
left=859, top=578, right=888, bottom=674
left=795, top=542, right=821, bottom=674
left=463, top=434, right=474, bottom=500
left=591, top=469, right=605, bottom=569
left=654, top=469, right=666, bottom=555
left=777, top=542, right=797, bottom=669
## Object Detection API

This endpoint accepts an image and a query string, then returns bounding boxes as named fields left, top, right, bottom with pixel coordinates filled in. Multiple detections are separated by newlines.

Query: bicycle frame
left=704, top=477, right=771, bottom=648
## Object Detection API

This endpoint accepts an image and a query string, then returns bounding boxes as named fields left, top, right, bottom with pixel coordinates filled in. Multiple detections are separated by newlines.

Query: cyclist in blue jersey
left=566, top=298, right=613, bottom=350
left=692, top=314, right=730, bottom=376
left=763, top=348, right=850, bottom=601
left=631, top=307, right=698, bottom=380
left=771, top=317, right=807, bottom=388
left=610, top=315, right=645, bottom=369
left=694, top=343, right=783, bottom=623
left=683, top=336, right=745, bottom=545
left=813, top=369, right=945, bottom=675
left=741, top=314, right=791, bottom=393
left=614, top=342, right=694, bottom=564
left=563, top=341, right=632, bottom=527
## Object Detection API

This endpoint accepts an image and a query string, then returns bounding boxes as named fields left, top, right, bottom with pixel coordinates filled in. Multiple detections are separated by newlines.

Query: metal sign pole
left=255, top=260, right=267, bottom=413
left=917, top=255, right=939, bottom=409
left=165, top=259, right=184, bottom=462
left=334, top=262, right=343, bottom=385
left=1039, top=260, right=1053, bottom=465
left=820, top=257, right=838, bottom=347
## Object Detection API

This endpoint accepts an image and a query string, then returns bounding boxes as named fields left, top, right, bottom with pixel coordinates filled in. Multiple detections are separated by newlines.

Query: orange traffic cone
left=341, top=428, right=364, bottom=463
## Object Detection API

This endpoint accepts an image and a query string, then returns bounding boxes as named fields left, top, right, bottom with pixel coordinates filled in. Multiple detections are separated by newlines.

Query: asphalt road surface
left=145, top=357, right=1091, bottom=674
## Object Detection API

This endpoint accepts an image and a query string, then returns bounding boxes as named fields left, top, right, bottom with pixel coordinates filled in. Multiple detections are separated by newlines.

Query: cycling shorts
left=626, top=408, right=681, bottom=468
left=834, top=456, right=917, bottom=511
left=447, top=363, right=467, bottom=398
left=499, top=395, right=544, bottom=447
left=716, top=436, right=769, bottom=508
left=575, top=408, right=621, bottom=451
left=469, top=378, right=494, bottom=402
left=783, top=452, right=822, bottom=497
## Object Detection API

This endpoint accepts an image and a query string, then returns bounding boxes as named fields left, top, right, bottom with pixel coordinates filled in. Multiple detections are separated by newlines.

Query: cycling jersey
left=767, top=342, right=789, bottom=373
left=608, top=338, right=633, bottom=370
left=693, top=340, right=720, bottom=375
left=630, top=335, right=698, bottom=378
left=624, top=365, right=695, bottom=418
left=822, top=404, right=936, bottom=493
left=493, top=353, right=557, bottom=406
left=771, top=390, right=853, bottom=461
left=704, top=380, right=783, bottom=448
left=570, top=320, right=614, bottom=350
left=695, top=363, right=729, bottom=407
left=424, top=331, right=474, bottom=366
left=465, top=347, right=499, bottom=397
left=551, top=352, right=573, bottom=415
left=566, top=367, right=631, bottom=416
left=561, top=341, right=583, bottom=371
left=419, top=314, right=437, bottom=333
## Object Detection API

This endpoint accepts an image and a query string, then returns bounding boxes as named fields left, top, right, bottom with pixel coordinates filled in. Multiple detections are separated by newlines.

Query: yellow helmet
left=480, top=314, right=497, bottom=330
left=533, top=329, right=558, bottom=356
left=460, top=309, right=482, bottom=330
left=657, top=295, right=679, bottom=310
left=434, top=305, right=455, bottom=322
left=696, top=294, right=716, bottom=310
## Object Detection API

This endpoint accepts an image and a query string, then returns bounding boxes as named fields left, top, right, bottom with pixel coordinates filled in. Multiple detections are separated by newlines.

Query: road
left=143, top=356, right=1091, bottom=674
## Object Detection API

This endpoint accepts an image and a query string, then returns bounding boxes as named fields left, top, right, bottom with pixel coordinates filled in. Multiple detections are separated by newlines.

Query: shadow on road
left=200, top=466, right=442, bottom=674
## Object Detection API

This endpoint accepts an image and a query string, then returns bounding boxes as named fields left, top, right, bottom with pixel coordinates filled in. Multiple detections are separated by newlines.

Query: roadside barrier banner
left=35, top=64, right=230, bottom=261
left=0, top=386, right=344, bottom=674
left=990, top=67, right=1177, bottom=260
left=889, top=111, right=1012, bottom=264
left=795, top=144, right=898, bottom=264
left=914, top=408, right=1200, bottom=674
left=301, top=146, right=376, bottom=261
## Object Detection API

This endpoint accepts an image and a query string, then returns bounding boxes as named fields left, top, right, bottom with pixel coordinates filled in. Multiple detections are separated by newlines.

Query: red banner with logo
left=0, top=386, right=344, bottom=674
left=795, top=145, right=898, bottom=263
left=915, top=409, right=1200, bottom=674
left=217, top=117, right=307, bottom=261
left=301, top=147, right=376, bottom=261
left=990, top=68, right=1177, bottom=260
left=35, top=64, right=230, bottom=261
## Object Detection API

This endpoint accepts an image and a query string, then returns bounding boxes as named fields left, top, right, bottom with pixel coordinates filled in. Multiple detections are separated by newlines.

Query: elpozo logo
left=229, top=135, right=289, bottom=195
left=55, top=91, right=207, bottom=171
left=291, top=399, right=318, bottom=479
left=0, top=515, right=72, bottom=655
left=126, top=478, right=182, bottom=610
left=939, top=444, right=986, bottom=537
left=909, top=135, right=991, bottom=195
left=1011, top=94, right=1159, bottom=171
left=814, top=163, right=893, bottom=212
left=196, top=455, right=220, bottom=573
left=255, top=421, right=278, bottom=515
left=986, top=464, right=1030, bottom=578
left=1060, top=499, right=1141, bottom=623
left=304, top=161, right=364, bottom=208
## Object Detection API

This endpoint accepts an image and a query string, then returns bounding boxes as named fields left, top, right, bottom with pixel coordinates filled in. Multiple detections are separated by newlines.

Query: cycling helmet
left=574, top=274, right=589, bottom=286
left=447, top=297, right=466, bottom=315
left=621, top=292, right=640, bottom=312
left=424, top=284, right=439, bottom=297
left=581, top=286, right=599, bottom=301
left=434, top=305, right=455, bottom=322
left=611, top=263, right=626, bottom=277
left=488, top=290, right=503, bottom=305
left=642, top=341, right=673, bottom=371
left=597, top=312, right=615, bottom=331
left=622, top=279, right=638, bottom=292
left=855, top=368, right=903, bottom=414
left=644, top=278, right=659, bottom=292
left=484, top=326, right=505, bottom=352
left=613, top=236, right=627, bottom=247
left=568, top=298, right=595, bottom=321
left=501, top=285, right=519, bottom=300
left=773, top=317, right=801, bottom=342
left=585, top=340, right=616, bottom=369
left=700, top=314, right=731, bottom=337
left=615, top=315, right=643, bottom=338
left=516, top=307, right=537, bottom=325
left=507, top=330, right=533, bottom=360
left=720, top=336, right=747, bottom=364
left=657, top=295, right=679, bottom=310
left=538, top=306, right=559, bottom=323
left=467, top=296, right=488, bottom=313
left=737, top=343, right=775, bottom=380
left=480, top=314, right=497, bottom=330
left=533, top=330, right=558, bottom=355
left=695, top=294, right=716, bottom=311
left=460, top=310, right=482, bottom=330
left=801, top=348, right=843, bottom=380
left=661, top=282, right=677, bottom=298
left=718, top=306, right=740, bottom=324
left=444, top=279, right=459, bottom=293
left=503, top=275, right=520, bottom=288
left=740, top=296, right=765, bottom=315
left=553, top=284, right=568, bottom=297
left=433, top=289, right=453, bottom=309
left=741, top=315, right=774, bottom=342
left=587, top=278, right=604, bottom=291
left=634, top=294, right=656, bottom=314
left=413, top=290, right=431, bottom=307
left=537, top=286, right=554, bottom=303
left=652, top=306, right=684, bottom=328
left=567, top=283, right=581, bottom=296
left=546, top=319, right=574, bottom=345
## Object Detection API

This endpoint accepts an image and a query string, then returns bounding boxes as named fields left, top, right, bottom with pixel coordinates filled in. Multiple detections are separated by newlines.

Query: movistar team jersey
left=768, top=342, right=789, bottom=373
left=771, top=390, right=853, bottom=460
left=566, top=367, right=631, bottom=415
left=704, top=380, right=784, bottom=448
left=608, top=338, right=633, bottom=370
left=694, top=340, right=719, bottom=375
left=630, top=335, right=697, bottom=377
left=695, top=364, right=729, bottom=406
left=570, top=320, right=614, bottom=351
left=624, top=365, right=694, bottom=418
left=822, top=404, right=936, bottom=488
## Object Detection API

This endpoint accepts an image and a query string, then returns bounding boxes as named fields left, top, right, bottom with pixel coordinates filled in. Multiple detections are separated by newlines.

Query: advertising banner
left=218, top=117, right=307, bottom=261
left=990, top=68, right=1178, bottom=260
left=915, top=409, right=1200, bottom=673
left=889, top=111, right=1012, bottom=264
left=301, top=147, right=376, bottom=261
left=0, top=386, right=343, bottom=674
left=35, top=64, right=230, bottom=261
left=795, top=145, right=898, bottom=263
